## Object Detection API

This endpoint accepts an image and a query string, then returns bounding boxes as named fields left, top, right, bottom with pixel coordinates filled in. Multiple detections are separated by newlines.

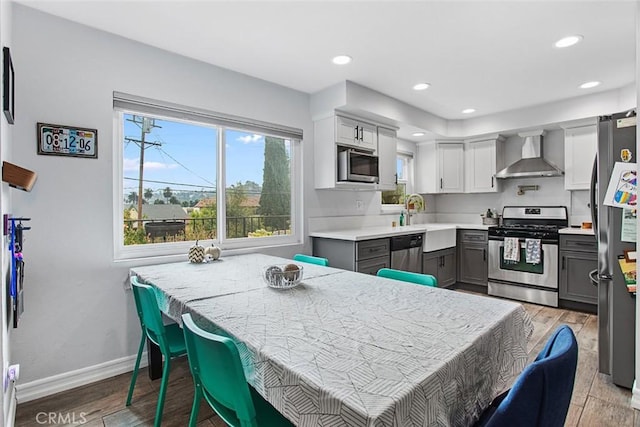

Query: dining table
left=130, top=253, right=533, bottom=427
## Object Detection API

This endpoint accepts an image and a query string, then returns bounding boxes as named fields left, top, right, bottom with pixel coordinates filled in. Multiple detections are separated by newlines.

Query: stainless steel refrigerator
left=590, top=110, right=636, bottom=389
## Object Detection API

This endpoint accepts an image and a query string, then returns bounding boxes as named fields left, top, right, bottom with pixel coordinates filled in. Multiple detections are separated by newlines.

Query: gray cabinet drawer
left=356, top=255, right=390, bottom=275
left=560, top=235, right=597, bottom=252
left=356, top=238, right=391, bottom=261
left=458, top=229, right=488, bottom=243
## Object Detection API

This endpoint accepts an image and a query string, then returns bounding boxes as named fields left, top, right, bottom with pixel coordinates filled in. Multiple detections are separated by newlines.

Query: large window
left=114, top=93, right=301, bottom=259
left=381, top=152, right=413, bottom=207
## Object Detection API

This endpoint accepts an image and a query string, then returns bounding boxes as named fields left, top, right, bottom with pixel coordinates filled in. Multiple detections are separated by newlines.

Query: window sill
left=114, top=236, right=302, bottom=264
left=381, top=204, right=404, bottom=214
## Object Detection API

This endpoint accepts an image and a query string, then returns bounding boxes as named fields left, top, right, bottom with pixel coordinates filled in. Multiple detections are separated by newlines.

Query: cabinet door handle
left=491, top=176, right=494, bottom=188
left=440, top=178, right=443, bottom=189
left=354, top=126, right=359, bottom=140
left=562, top=256, right=566, bottom=270
left=395, top=173, right=398, bottom=185
left=483, top=249, right=486, bottom=261
left=359, top=126, right=364, bottom=141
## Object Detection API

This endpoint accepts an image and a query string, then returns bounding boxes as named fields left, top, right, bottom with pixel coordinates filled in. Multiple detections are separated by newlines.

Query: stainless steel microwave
left=338, top=149, right=379, bottom=183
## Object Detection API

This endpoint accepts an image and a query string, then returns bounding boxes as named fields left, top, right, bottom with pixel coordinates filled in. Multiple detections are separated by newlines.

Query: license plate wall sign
left=37, top=122, right=98, bottom=158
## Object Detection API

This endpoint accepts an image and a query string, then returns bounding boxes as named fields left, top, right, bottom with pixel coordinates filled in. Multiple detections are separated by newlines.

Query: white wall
left=459, top=85, right=636, bottom=137
left=10, top=4, right=311, bottom=387
left=1, top=0, right=14, bottom=423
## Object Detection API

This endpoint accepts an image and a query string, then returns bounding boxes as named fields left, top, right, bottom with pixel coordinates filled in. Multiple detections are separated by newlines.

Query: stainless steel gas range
left=488, top=206, right=568, bottom=307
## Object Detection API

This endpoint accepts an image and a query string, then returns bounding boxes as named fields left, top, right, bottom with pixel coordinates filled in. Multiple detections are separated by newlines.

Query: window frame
left=381, top=151, right=414, bottom=212
left=113, top=96, right=302, bottom=261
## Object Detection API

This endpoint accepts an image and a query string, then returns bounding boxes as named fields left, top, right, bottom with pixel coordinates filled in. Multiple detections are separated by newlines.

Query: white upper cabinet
left=563, top=123, right=597, bottom=190
left=335, top=115, right=377, bottom=151
left=313, top=113, right=394, bottom=190
left=376, top=127, right=398, bottom=191
left=464, top=135, right=505, bottom=193
left=439, top=143, right=464, bottom=192
left=416, top=141, right=464, bottom=193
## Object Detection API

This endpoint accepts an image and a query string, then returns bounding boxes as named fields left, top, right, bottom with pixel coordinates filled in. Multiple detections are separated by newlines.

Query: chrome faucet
left=404, top=194, right=425, bottom=226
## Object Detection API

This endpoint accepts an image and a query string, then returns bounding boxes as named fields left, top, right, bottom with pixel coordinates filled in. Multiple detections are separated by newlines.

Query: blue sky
left=123, top=115, right=268, bottom=195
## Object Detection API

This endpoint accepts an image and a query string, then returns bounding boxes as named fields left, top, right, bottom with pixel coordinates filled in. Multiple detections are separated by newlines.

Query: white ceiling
left=17, top=1, right=637, bottom=126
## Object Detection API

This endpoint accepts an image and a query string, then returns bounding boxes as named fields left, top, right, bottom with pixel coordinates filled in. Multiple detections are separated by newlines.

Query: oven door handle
left=488, top=237, right=557, bottom=245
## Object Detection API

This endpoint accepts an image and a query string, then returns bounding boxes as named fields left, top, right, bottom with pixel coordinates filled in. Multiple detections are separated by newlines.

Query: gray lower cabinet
left=559, top=234, right=597, bottom=306
left=423, top=247, right=456, bottom=288
left=356, top=256, right=390, bottom=275
left=313, top=237, right=390, bottom=275
left=457, top=229, right=488, bottom=286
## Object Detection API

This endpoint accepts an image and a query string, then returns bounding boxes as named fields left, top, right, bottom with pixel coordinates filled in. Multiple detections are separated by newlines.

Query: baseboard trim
left=16, top=352, right=147, bottom=403
left=631, top=380, right=640, bottom=409
left=6, top=382, right=17, bottom=427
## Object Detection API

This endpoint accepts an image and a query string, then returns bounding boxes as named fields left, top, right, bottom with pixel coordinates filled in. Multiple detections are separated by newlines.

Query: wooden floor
left=14, top=295, right=639, bottom=426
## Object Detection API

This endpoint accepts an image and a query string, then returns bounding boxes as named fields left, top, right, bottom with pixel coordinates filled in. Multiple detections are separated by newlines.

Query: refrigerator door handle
left=589, top=154, right=598, bottom=235
left=589, top=269, right=599, bottom=286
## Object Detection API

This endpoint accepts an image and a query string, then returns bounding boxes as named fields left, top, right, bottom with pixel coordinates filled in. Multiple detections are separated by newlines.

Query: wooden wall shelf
left=2, top=161, right=37, bottom=192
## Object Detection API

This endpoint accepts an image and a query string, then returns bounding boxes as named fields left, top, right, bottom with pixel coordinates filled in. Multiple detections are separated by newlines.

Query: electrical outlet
left=356, top=200, right=363, bottom=211
left=4, top=364, right=19, bottom=391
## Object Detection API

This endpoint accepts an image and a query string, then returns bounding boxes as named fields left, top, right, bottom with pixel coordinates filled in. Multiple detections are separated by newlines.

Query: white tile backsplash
left=308, top=213, right=437, bottom=233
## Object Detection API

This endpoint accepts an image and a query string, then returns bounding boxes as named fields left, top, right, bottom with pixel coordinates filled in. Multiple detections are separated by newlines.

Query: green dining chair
left=127, top=276, right=187, bottom=427
left=292, top=253, right=329, bottom=266
left=181, top=313, right=294, bottom=427
left=377, top=268, right=438, bottom=287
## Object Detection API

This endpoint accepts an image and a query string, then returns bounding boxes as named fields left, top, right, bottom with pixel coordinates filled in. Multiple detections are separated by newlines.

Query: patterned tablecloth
left=131, top=253, right=533, bottom=427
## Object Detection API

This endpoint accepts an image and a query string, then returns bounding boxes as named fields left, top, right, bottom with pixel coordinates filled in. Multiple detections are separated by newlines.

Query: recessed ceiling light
left=554, top=35, right=583, bottom=48
left=412, top=83, right=430, bottom=91
left=580, top=81, right=601, bottom=89
left=332, top=55, right=352, bottom=65
left=462, top=108, right=476, bottom=114
left=412, top=132, right=426, bottom=137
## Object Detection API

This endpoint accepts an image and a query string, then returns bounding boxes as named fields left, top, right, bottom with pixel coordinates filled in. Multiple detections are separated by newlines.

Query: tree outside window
left=120, top=113, right=295, bottom=246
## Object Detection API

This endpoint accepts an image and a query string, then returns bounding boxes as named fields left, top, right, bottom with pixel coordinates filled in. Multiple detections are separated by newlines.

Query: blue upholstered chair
left=376, top=268, right=438, bottom=287
left=476, top=324, right=578, bottom=427
left=293, top=254, right=329, bottom=266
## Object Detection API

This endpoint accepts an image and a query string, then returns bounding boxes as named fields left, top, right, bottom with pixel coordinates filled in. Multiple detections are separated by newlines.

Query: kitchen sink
left=423, top=226, right=456, bottom=252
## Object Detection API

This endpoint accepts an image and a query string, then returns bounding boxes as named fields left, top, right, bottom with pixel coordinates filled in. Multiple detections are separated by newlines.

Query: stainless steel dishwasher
left=390, top=233, right=424, bottom=273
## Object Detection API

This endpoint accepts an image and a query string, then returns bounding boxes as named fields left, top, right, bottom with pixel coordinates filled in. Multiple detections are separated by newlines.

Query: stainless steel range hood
left=495, top=130, right=564, bottom=179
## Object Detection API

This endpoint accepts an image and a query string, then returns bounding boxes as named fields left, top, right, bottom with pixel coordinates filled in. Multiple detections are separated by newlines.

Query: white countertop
left=559, top=227, right=595, bottom=236
left=309, top=223, right=489, bottom=241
